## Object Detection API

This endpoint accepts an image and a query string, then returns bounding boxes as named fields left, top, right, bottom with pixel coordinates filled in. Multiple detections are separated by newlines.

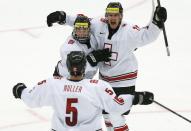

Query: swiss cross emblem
left=68, top=39, right=75, bottom=44
left=104, top=43, right=118, bottom=66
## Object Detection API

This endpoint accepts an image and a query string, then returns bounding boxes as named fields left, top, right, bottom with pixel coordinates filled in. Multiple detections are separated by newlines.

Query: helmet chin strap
left=79, top=38, right=91, bottom=48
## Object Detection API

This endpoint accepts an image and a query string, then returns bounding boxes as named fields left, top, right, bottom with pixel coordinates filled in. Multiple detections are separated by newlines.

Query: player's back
left=50, top=78, right=103, bottom=131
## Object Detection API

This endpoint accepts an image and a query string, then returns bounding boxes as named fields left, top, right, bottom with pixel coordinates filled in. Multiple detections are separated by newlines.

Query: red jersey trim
left=100, top=71, right=137, bottom=83
left=114, top=124, right=129, bottom=131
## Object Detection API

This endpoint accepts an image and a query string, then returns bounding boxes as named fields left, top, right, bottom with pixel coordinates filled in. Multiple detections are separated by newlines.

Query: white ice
left=0, top=0, right=191, bottom=131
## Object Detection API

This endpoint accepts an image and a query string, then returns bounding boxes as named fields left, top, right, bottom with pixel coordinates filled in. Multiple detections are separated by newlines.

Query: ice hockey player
left=52, top=14, right=111, bottom=79
left=13, top=51, right=154, bottom=131
left=46, top=1, right=166, bottom=130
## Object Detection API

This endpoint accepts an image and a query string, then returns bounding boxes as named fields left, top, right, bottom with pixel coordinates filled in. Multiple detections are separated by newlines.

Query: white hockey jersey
left=21, top=77, right=134, bottom=131
left=57, top=35, right=98, bottom=79
left=65, top=15, right=161, bottom=87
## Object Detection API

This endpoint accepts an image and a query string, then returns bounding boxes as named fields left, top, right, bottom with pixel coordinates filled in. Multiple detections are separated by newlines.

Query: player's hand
left=133, top=91, right=154, bottom=105
left=87, top=48, right=112, bottom=67
left=153, top=6, right=167, bottom=29
left=13, top=83, right=27, bottom=99
left=47, top=11, right=66, bottom=27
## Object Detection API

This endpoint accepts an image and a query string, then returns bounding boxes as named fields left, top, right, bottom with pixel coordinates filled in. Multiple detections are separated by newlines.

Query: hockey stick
left=153, top=100, right=191, bottom=123
left=156, top=0, right=170, bottom=56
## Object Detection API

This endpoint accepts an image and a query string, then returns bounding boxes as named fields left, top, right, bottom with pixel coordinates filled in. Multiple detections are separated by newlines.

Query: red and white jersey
left=66, top=15, right=161, bottom=87
left=57, top=35, right=98, bottom=79
left=21, top=77, right=133, bottom=131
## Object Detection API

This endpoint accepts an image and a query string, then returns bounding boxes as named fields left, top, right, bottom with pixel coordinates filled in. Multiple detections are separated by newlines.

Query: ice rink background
left=0, top=0, right=191, bottom=130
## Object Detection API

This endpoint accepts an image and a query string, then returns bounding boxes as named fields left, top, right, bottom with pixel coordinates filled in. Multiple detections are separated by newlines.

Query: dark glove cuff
left=58, top=11, right=66, bottom=24
left=13, top=84, right=26, bottom=99
left=133, top=92, right=142, bottom=105
left=133, top=91, right=154, bottom=105
left=152, top=20, right=163, bottom=29
left=87, top=53, right=98, bottom=67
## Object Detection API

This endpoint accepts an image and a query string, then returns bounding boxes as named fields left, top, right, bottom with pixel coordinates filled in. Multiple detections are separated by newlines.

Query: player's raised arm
left=13, top=79, right=53, bottom=108
left=127, top=6, right=167, bottom=49
left=47, top=11, right=76, bottom=27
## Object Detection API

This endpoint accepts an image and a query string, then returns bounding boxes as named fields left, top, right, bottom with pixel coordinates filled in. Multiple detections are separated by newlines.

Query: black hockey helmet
left=72, top=15, right=91, bottom=45
left=105, top=2, right=123, bottom=16
left=66, top=51, right=86, bottom=76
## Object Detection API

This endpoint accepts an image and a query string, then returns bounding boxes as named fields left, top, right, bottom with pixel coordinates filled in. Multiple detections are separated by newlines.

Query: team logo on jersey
left=104, top=43, right=118, bottom=66
left=68, top=39, right=75, bottom=44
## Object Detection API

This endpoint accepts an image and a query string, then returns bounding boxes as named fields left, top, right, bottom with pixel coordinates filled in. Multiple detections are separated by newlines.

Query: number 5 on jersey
left=65, top=98, right=78, bottom=126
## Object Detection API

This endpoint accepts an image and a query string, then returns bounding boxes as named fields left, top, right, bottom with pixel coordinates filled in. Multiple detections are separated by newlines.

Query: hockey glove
left=13, top=83, right=27, bottom=99
left=133, top=91, right=154, bottom=105
left=47, top=11, right=66, bottom=27
left=87, top=48, right=111, bottom=67
left=152, top=6, right=167, bottom=29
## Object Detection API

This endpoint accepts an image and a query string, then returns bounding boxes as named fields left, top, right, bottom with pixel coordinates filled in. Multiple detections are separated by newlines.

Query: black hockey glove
left=133, top=91, right=154, bottom=105
left=87, top=48, right=111, bottom=67
left=53, top=60, right=62, bottom=77
left=13, top=83, right=27, bottom=99
left=47, top=11, right=66, bottom=27
left=152, top=6, right=167, bottom=29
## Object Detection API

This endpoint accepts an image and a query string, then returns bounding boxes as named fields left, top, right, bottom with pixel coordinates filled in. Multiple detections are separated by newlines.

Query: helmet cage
left=72, top=16, right=91, bottom=44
